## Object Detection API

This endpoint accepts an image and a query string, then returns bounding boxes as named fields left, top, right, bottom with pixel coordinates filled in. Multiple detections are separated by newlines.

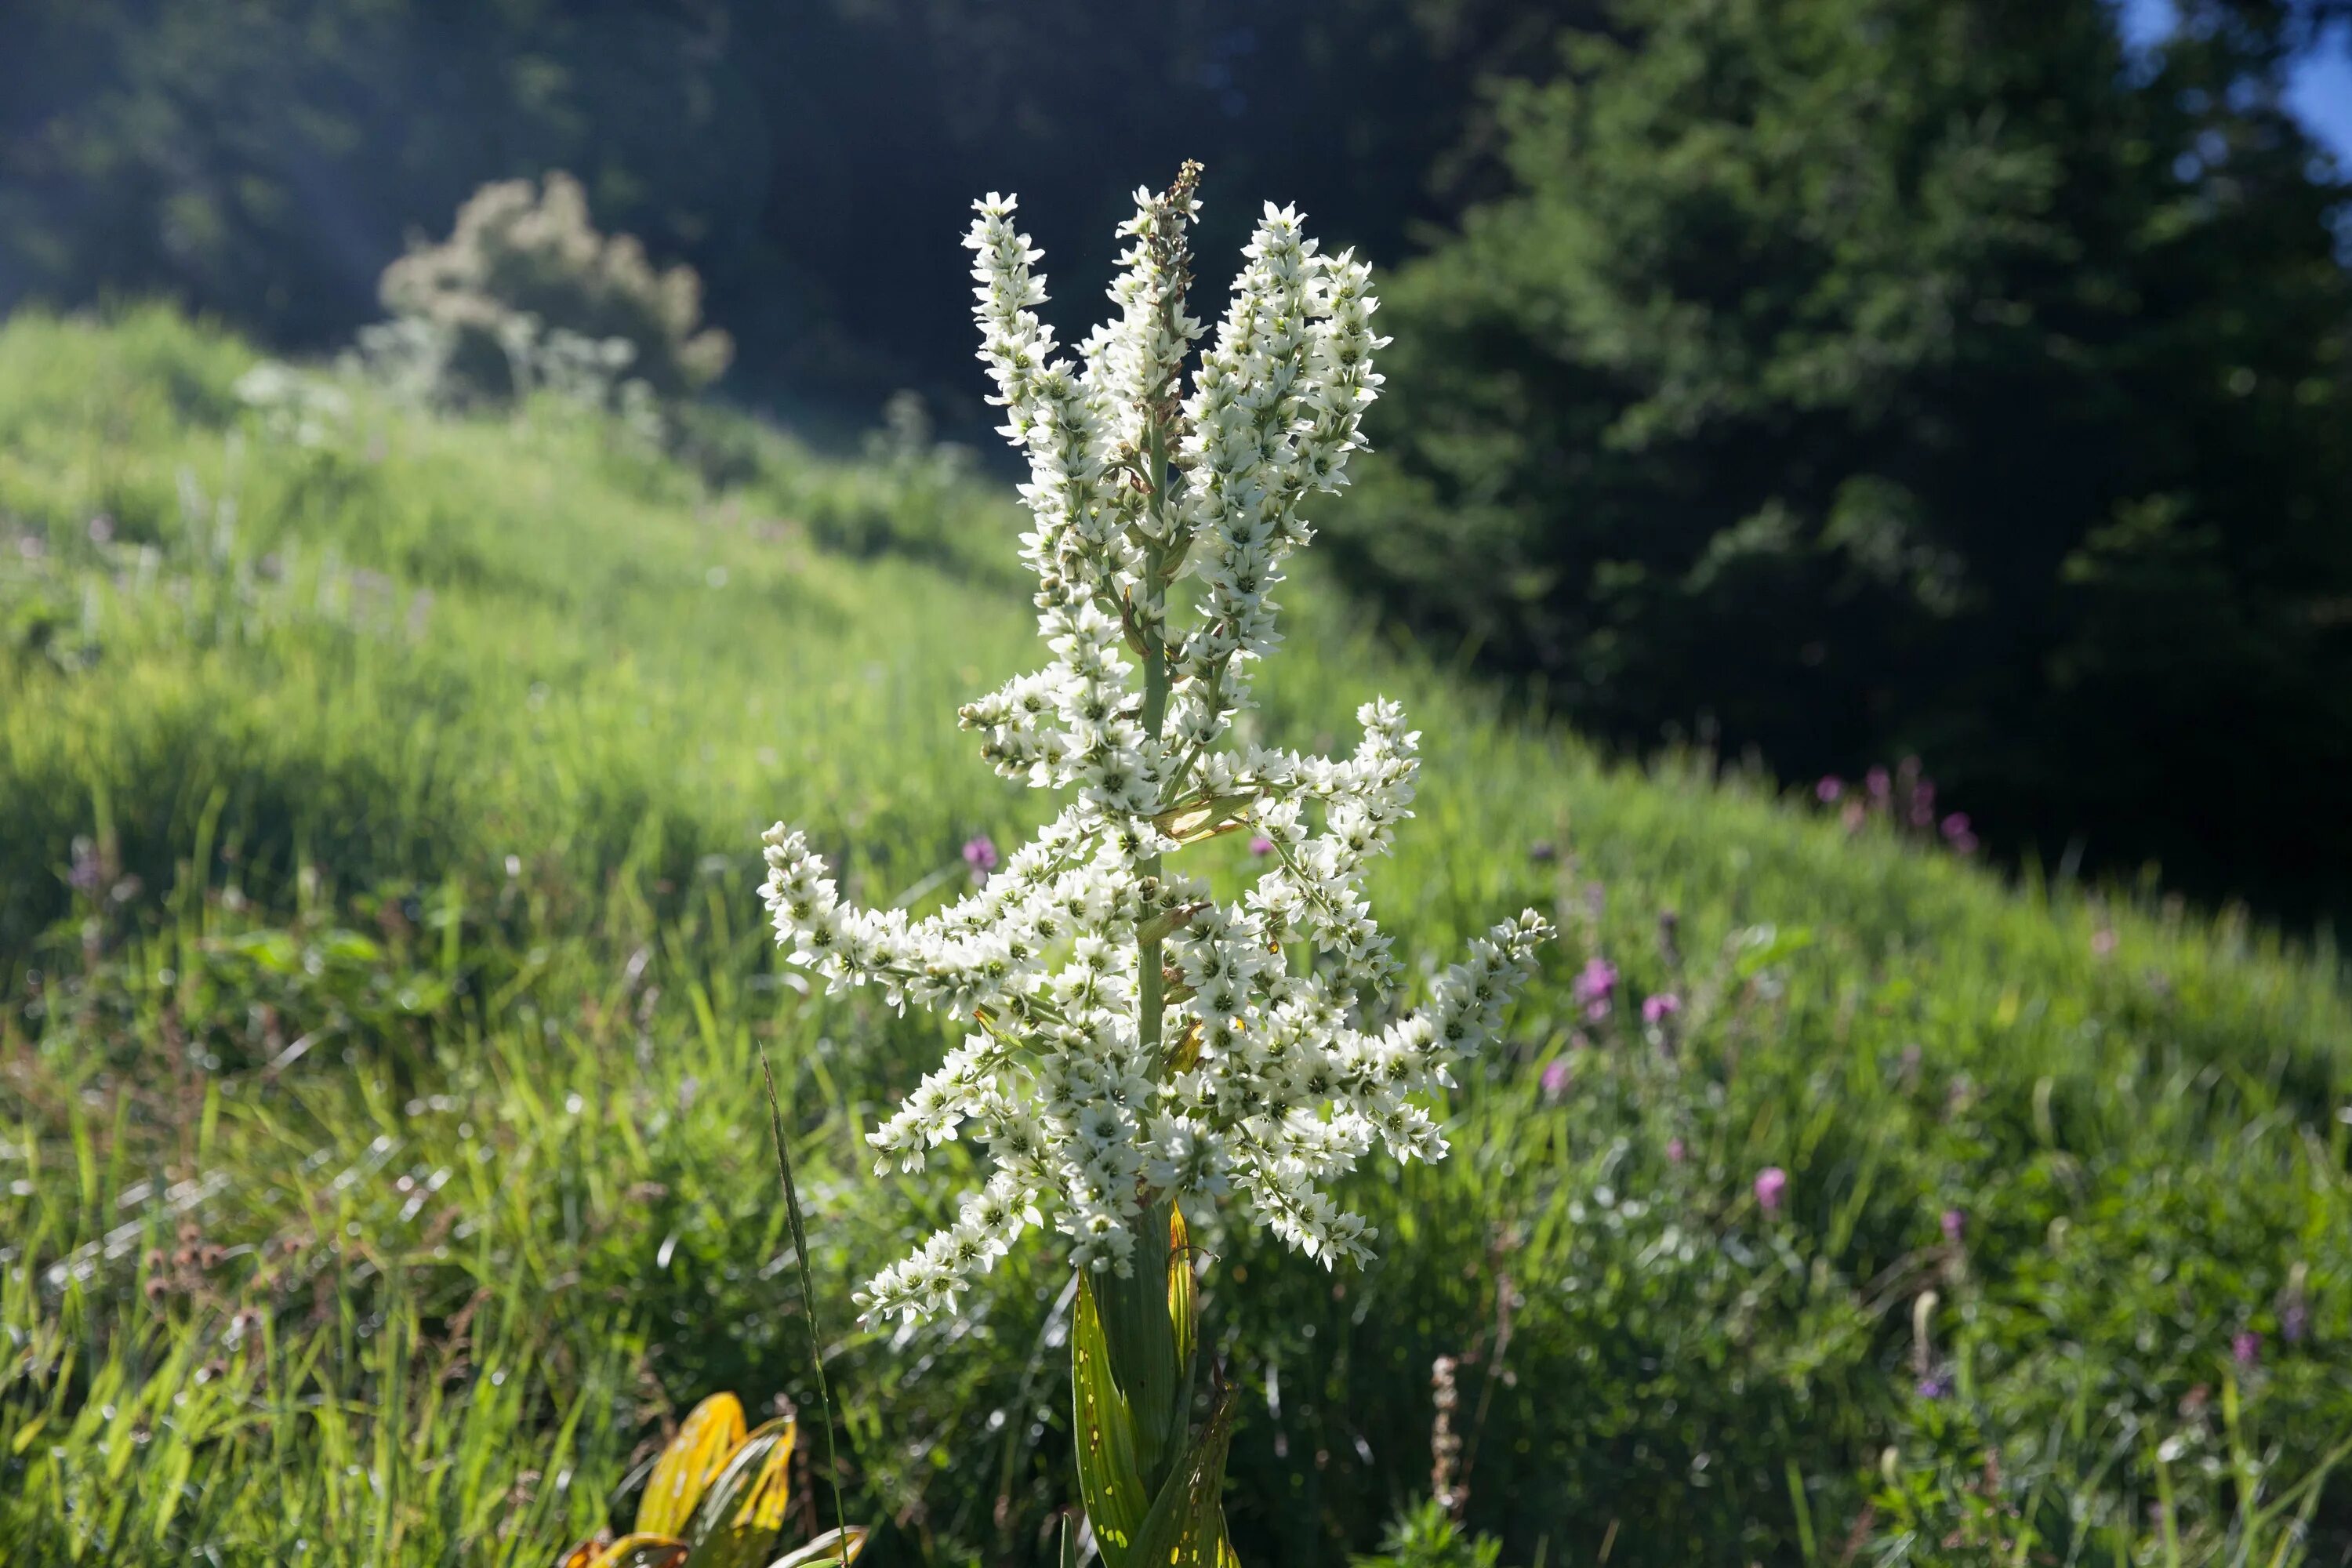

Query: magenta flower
left=1816, top=775, right=1843, bottom=803
left=1539, top=1057, right=1572, bottom=1100
left=2233, top=1330, right=2263, bottom=1368
left=1865, top=766, right=1891, bottom=801
left=1915, top=1373, right=1951, bottom=1399
left=1248, top=834, right=1275, bottom=857
left=1940, top=1208, right=1965, bottom=1244
left=961, top=835, right=999, bottom=880
left=1641, top=992, right=1682, bottom=1025
left=1572, top=957, right=1618, bottom=1019
left=1754, top=1165, right=1788, bottom=1214
left=1666, top=1136, right=1686, bottom=1164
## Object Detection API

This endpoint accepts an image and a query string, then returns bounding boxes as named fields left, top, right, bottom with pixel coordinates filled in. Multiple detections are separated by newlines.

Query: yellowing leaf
left=1127, top=1392, right=1237, bottom=1568
left=1163, top=1020, right=1203, bottom=1075
left=731, top=1418, right=797, bottom=1534
left=1073, top=1273, right=1149, bottom=1566
left=637, top=1393, right=748, bottom=1537
left=589, top=1534, right=688, bottom=1568
left=555, top=1535, right=610, bottom=1568
left=1167, top=1207, right=1197, bottom=1377
left=1151, top=793, right=1255, bottom=846
left=681, top=1417, right=797, bottom=1568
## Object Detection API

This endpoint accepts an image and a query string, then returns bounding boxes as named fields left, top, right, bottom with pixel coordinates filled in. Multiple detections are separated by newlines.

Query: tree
left=0, top=0, right=1591, bottom=424
left=1326, top=0, right=2352, bottom=915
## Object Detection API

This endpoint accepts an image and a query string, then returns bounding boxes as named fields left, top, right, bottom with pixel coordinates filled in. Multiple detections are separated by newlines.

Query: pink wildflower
left=1572, top=957, right=1618, bottom=1020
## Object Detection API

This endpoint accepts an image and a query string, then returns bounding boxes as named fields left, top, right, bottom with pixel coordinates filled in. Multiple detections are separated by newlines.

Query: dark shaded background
left=0, top=1, right=1580, bottom=430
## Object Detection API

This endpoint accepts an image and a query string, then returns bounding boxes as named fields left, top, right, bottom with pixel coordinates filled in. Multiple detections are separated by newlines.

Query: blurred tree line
left=0, top=0, right=1574, bottom=427
left=4, top=0, right=2349, bottom=916
left=1326, top=0, right=2352, bottom=919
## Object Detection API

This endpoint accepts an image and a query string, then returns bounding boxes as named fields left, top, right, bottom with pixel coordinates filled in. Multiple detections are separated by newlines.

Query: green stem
left=760, top=1051, right=852, bottom=1565
left=1138, top=417, right=1171, bottom=1073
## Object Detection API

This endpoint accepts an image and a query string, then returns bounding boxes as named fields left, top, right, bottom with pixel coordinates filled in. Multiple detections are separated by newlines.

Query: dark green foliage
left=0, top=0, right=1584, bottom=422
left=1325, top=0, right=2352, bottom=918
left=1349, top=1502, right=1501, bottom=1568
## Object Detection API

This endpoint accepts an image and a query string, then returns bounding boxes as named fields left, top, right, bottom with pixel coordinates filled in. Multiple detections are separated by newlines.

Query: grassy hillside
left=2, top=308, right=2349, bottom=1566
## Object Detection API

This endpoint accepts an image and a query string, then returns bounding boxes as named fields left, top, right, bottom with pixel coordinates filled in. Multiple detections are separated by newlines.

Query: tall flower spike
left=764, top=169, right=1550, bottom=1326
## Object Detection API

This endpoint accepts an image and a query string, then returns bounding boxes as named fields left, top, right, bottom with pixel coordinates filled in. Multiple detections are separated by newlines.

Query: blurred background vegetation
left=7, top=0, right=2349, bottom=920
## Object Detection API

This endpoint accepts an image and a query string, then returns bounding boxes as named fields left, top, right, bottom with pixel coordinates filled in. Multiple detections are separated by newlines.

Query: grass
left=1, top=304, right=2348, bottom=1566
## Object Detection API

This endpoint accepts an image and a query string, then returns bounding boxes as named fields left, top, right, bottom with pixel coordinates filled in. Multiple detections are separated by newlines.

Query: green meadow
left=3, top=308, right=2348, bottom=1566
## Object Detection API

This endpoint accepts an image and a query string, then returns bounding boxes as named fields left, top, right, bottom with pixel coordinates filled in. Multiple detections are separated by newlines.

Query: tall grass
left=2, top=307, right=2348, bottom=1565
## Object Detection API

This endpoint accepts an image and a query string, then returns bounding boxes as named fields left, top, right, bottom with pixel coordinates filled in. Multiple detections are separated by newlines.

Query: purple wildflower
left=1528, top=840, right=1558, bottom=863
left=1817, top=775, right=1843, bottom=803
left=1248, top=834, right=1276, bottom=857
left=1540, top=1058, right=1572, bottom=1100
left=1572, top=956, right=1618, bottom=1021
left=1641, top=992, right=1682, bottom=1025
left=1666, top=1136, right=1686, bottom=1164
left=1941, top=1208, right=1965, bottom=1245
left=961, top=835, right=999, bottom=880
left=1915, top=1374, right=1950, bottom=1399
left=2281, top=1299, right=2308, bottom=1345
left=1866, top=766, right=1892, bottom=801
left=2233, top=1330, right=2263, bottom=1368
left=1755, top=1166, right=1788, bottom=1215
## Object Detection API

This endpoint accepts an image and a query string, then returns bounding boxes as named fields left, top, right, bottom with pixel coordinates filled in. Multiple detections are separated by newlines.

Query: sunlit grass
left=2, top=307, right=2348, bottom=1565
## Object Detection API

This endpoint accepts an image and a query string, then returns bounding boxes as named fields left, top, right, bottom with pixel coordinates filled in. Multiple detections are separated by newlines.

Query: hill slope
left=2, top=310, right=2349, bottom=1566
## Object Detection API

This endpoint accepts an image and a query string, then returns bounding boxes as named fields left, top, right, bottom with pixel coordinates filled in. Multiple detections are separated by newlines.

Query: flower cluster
left=1816, top=757, right=1976, bottom=854
left=761, top=169, right=1550, bottom=1326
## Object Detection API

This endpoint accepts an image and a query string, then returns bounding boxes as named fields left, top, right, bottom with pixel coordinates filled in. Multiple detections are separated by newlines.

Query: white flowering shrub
left=374, top=170, right=731, bottom=407
left=760, top=164, right=1552, bottom=1339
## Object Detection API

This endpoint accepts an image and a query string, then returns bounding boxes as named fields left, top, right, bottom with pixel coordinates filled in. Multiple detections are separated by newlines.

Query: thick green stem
left=1137, top=417, right=1171, bottom=1072
left=1083, top=165, right=1218, bottom=1534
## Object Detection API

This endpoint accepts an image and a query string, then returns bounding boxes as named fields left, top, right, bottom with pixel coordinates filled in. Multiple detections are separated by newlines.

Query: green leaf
left=1073, top=1272, right=1150, bottom=1566
left=1101, top=1201, right=1185, bottom=1487
left=1127, top=1392, right=1239, bottom=1568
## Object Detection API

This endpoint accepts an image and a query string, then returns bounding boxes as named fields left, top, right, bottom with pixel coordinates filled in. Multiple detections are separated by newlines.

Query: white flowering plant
left=760, top=163, right=1551, bottom=1563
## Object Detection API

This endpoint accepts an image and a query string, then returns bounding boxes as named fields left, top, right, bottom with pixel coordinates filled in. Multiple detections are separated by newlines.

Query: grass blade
left=759, top=1051, right=851, bottom=1566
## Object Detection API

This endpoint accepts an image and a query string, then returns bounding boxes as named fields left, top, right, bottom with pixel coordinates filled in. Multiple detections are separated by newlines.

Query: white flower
left=764, top=171, right=1552, bottom=1326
